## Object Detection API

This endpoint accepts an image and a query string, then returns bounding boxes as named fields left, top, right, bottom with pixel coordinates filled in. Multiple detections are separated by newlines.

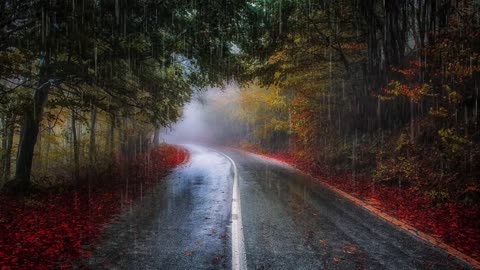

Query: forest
left=0, top=0, right=245, bottom=192
left=197, top=0, right=480, bottom=262
left=0, top=0, right=479, bottom=268
left=209, top=0, right=480, bottom=209
left=234, top=0, right=480, bottom=199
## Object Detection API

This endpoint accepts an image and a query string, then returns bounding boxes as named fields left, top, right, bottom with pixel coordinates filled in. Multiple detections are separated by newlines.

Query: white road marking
left=220, top=152, right=247, bottom=270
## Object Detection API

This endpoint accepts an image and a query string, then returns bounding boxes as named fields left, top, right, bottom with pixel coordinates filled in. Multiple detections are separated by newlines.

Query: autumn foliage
left=0, top=144, right=189, bottom=269
left=215, top=0, right=480, bottom=262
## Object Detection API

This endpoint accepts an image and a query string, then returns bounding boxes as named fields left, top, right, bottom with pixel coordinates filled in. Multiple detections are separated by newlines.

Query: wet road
left=86, top=144, right=472, bottom=269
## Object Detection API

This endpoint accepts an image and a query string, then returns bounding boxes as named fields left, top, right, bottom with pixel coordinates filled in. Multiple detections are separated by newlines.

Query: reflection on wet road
left=87, top=145, right=233, bottom=269
left=87, top=145, right=471, bottom=270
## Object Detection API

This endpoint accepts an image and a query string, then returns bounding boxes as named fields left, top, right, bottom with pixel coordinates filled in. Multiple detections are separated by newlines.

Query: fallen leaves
left=211, top=255, right=224, bottom=265
left=318, top=239, right=328, bottom=247
left=342, top=243, right=358, bottom=254
left=0, top=145, right=189, bottom=269
left=218, top=233, right=228, bottom=240
left=333, top=257, right=344, bottom=263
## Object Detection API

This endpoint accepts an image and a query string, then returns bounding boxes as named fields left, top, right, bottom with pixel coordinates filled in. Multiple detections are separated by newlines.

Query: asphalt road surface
left=85, top=144, right=472, bottom=270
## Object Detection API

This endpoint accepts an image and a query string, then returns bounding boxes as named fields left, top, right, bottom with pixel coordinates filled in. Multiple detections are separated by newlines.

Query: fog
left=159, top=83, right=242, bottom=146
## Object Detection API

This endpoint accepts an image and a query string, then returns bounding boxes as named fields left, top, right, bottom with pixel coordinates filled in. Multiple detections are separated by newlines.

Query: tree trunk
left=109, top=114, right=115, bottom=155
left=36, top=127, right=42, bottom=170
left=10, top=55, right=51, bottom=193
left=1, top=115, right=7, bottom=182
left=72, top=109, right=80, bottom=183
left=89, top=105, right=97, bottom=166
left=44, top=128, right=51, bottom=171
left=4, top=114, right=16, bottom=183
left=153, top=126, right=160, bottom=147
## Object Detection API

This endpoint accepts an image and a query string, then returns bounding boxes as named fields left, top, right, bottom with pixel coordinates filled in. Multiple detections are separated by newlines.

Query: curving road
left=86, top=144, right=472, bottom=270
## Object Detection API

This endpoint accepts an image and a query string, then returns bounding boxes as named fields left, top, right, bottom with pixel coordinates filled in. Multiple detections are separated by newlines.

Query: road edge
left=242, top=150, right=480, bottom=270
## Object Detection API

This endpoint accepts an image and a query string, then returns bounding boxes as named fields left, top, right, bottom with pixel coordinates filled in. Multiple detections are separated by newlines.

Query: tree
left=1, top=0, right=249, bottom=192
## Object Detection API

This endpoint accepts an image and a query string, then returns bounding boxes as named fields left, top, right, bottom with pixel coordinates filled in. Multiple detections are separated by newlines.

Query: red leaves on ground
left=342, top=243, right=358, bottom=254
left=252, top=150, right=480, bottom=262
left=0, top=145, right=189, bottom=270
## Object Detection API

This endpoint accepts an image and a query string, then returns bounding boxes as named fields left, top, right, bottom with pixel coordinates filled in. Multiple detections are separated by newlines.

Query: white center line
left=221, top=152, right=247, bottom=270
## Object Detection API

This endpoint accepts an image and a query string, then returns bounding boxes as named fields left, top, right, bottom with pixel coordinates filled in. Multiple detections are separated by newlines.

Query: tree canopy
left=0, top=0, right=249, bottom=190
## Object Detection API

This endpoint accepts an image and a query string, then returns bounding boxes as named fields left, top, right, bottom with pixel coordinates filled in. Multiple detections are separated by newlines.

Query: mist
left=160, top=83, right=242, bottom=146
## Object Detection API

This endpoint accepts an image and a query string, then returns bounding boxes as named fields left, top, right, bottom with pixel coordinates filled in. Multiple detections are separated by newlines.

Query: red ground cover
left=249, top=150, right=480, bottom=263
left=0, top=144, right=189, bottom=270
